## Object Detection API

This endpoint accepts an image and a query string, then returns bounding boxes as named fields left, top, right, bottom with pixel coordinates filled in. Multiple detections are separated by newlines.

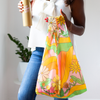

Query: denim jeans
left=18, top=47, right=68, bottom=100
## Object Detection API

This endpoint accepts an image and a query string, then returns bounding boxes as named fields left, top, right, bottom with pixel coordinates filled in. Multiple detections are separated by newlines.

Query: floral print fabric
left=35, top=15, right=87, bottom=98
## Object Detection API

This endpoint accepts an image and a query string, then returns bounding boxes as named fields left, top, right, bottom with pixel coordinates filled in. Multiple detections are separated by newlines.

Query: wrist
left=65, top=19, right=71, bottom=29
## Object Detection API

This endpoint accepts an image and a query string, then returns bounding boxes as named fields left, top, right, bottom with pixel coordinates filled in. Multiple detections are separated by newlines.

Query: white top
left=28, top=0, right=75, bottom=52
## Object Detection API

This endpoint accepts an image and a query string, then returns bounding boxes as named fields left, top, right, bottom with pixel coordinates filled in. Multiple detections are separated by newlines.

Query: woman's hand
left=60, top=7, right=85, bottom=36
left=18, top=1, right=24, bottom=13
left=60, top=9, right=71, bottom=29
left=60, top=0, right=85, bottom=36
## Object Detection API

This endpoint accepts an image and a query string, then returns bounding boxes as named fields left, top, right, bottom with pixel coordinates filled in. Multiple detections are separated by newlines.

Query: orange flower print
left=70, top=79, right=74, bottom=83
left=63, top=82, right=69, bottom=88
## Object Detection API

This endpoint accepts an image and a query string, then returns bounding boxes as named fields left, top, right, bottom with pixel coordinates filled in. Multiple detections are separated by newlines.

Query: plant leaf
left=7, top=33, right=31, bottom=62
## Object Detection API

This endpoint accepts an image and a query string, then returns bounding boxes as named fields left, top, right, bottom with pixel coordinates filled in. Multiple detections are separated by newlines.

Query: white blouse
left=28, top=0, right=75, bottom=52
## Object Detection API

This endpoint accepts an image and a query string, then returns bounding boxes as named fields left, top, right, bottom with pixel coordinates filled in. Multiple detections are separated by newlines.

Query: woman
left=18, top=0, right=85, bottom=100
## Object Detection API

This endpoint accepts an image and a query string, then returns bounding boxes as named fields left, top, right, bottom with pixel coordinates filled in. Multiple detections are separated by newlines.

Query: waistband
left=36, top=47, right=44, bottom=51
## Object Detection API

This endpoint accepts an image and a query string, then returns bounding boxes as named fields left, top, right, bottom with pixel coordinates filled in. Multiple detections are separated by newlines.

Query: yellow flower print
left=69, top=60, right=81, bottom=73
left=48, top=26, right=54, bottom=36
left=70, top=79, right=74, bottom=83
left=36, top=87, right=38, bottom=93
left=48, top=26, right=52, bottom=32
left=56, top=15, right=65, bottom=25
left=46, top=85, right=50, bottom=90
left=52, top=75, right=61, bottom=91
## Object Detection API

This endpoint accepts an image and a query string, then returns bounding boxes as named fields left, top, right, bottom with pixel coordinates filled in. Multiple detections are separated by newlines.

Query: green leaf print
left=57, top=94, right=61, bottom=97
left=39, top=78, right=51, bottom=89
left=53, top=35, right=55, bottom=39
left=63, top=33, right=69, bottom=37
left=81, top=76, right=85, bottom=83
left=64, top=24, right=69, bottom=35
left=65, top=89, right=69, bottom=93
left=67, top=89, right=87, bottom=98
left=60, top=88, right=64, bottom=97
left=70, top=76, right=84, bottom=85
left=61, top=30, right=69, bottom=37
left=61, top=30, right=64, bottom=34
left=57, top=43, right=72, bottom=55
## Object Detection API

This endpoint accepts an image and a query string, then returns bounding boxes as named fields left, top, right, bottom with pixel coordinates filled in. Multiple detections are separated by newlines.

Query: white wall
left=73, top=0, right=100, bottom=99
left=6, top=0, right=29, bottom=100
left=0, top=0, right=8, bottom=100
left=0, top=0, right=100, bottom=100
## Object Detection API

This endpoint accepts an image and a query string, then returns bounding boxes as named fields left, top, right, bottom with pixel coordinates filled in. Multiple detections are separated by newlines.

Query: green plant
left=7, top=33, right=32, bottom=62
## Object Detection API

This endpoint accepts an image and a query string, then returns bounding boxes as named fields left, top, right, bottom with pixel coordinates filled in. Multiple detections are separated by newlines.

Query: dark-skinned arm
left=61, top=0, right=85, bottom=36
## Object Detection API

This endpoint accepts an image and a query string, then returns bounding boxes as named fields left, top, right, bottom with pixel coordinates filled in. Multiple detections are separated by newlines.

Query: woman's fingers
left=18, top=8, right=24, bottom=13
left=60, top=9, right=69, bottom=22
left=18, top=1, right=23, bottom=7
left=18, top=5, right=23, bottom=9
left=19, top=9, right=24, bottom=13
left=18, top=1, right=24, bottom=13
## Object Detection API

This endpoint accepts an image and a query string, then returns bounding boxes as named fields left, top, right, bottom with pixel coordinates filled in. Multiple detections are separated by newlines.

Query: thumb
left=60, top=9, right=65, bottom=16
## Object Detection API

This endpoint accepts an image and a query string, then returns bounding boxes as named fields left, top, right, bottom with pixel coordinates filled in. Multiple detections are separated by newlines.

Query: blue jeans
left=18, top=47, right=68, bottom=100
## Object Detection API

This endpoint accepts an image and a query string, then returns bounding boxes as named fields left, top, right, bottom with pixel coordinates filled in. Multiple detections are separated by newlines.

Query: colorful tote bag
left=35, top=15, right=87, bottom=98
